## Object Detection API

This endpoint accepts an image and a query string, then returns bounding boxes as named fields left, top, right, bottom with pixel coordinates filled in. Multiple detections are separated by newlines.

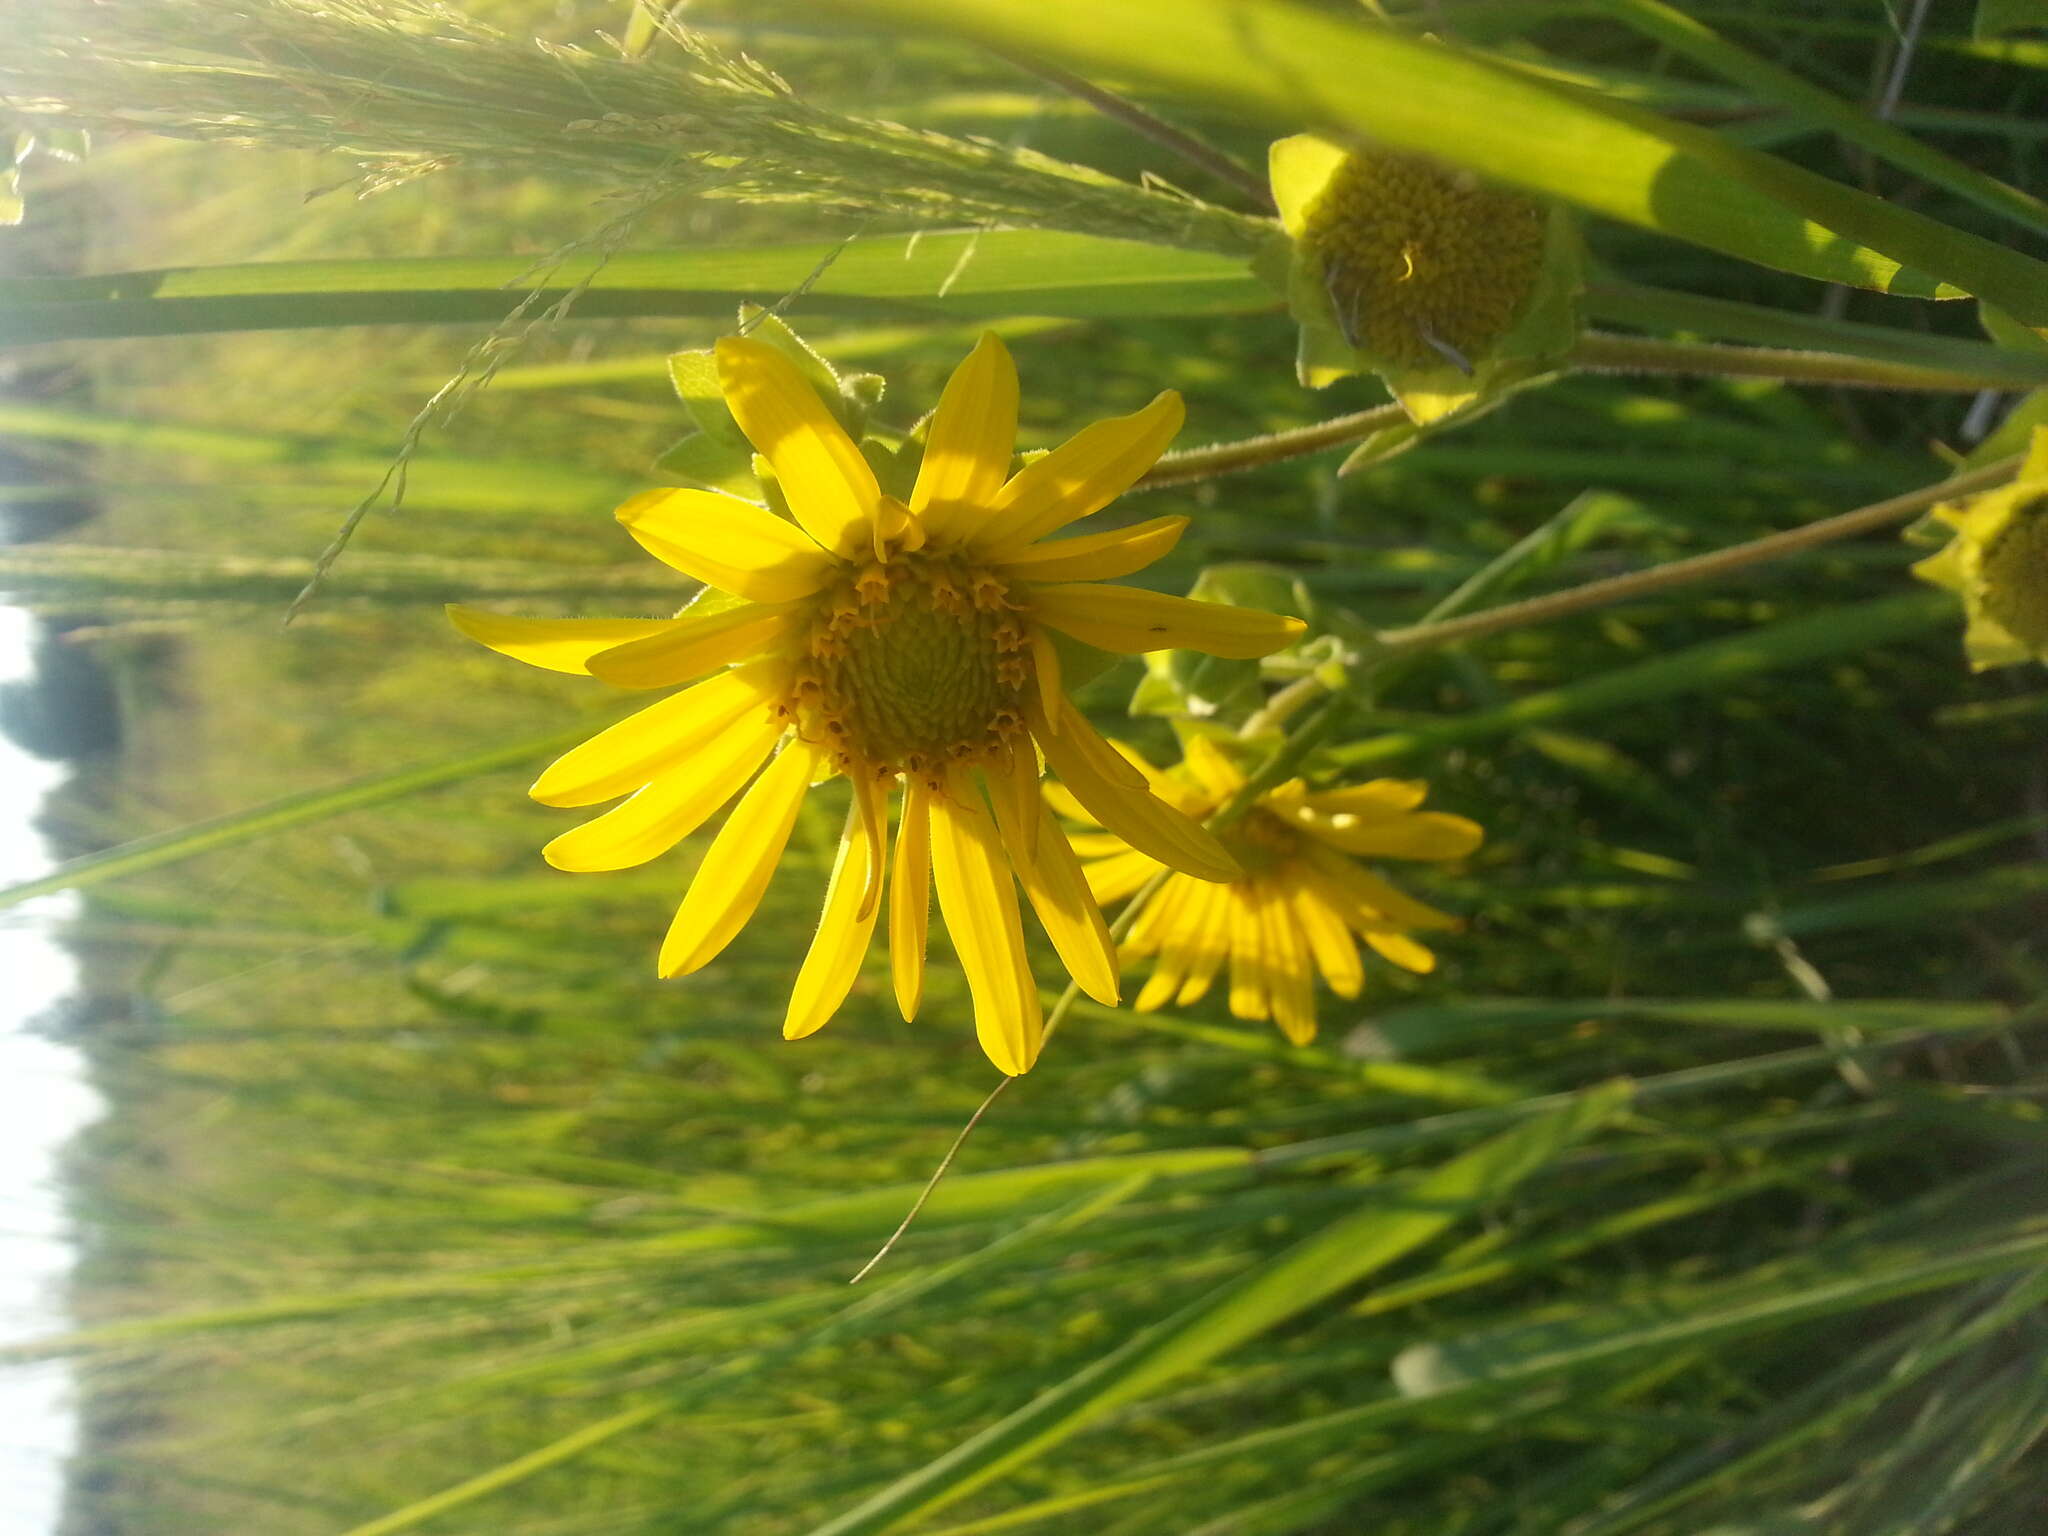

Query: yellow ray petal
left=1124, top=869, right=1196, bottom=959
left=1364, top=929, right=1438, bottom=974
left=1044, top=780, right=1094, bottom=826
left=1031, top=583, right=1306, bottom=659
left=1303, top=809, right=1484, bottom=861
left=530, top=658, right=788, bottom=808
left=1180, top=734, right=1246, bottom=801
left=850, top=768, right=889, bottom=922
left=542, top=711, right=785, bottom=872
left=1068, top=832, right=1129, bottom=858
left=930, top=769, right=1043, bottom=1076
left=1136, top=879, right=1216, bottom=1012
left=890, top=778, right=932, bottom=1022
left=1175, top=878, right=1235, bottom=1006
left=1033, top=697, right=1239, bottom=881
left=1135, top=956, right=1185, bottom=1012
left=1262, top=885, right=1318, bottom=1044
left=1301, top=846, right=1460, bottom=932
left=1028, top=627, right=1064, bottom=736
left=1083, top=849, right=1160, bottom=906
left=446, top=607, right=679, bottom=675
left=970, top=391, right=1185, bottom=553
left=990, top=757, right=1118, bottom=1006
left=714, top=336, right=878, bottom=559
left=657, top=738, right=822, bottom=978
left=584, top=603, right=797, bottom=690
left=1296, top=778, right=1431, bottom=818
left=784, top=801, right=882, bottom=1040
left=1227, top=886, right=1269, bottom=1023
left=616, top=487, right=832, bottom=603
left=994, top=515, right=1187, bottom=584
left=911, top=331, right=1019, bottom=538
left=1290, top=877, right=1364, bottom=999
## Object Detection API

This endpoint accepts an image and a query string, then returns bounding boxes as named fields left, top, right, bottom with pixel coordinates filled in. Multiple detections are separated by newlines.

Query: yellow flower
left=450, top=333, right=1305, bottom=1075
left=1912, top=426, right=2048, bottom=670
left=1064, top=735, right=1481, bottom=1044
left=1263, top=133, right=1582, bottom=424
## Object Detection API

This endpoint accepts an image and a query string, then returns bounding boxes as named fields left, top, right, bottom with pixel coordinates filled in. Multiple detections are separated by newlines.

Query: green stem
left=1373, top=456, right=2019, bottom=656
left=1138, top=405, right=1408, bottom=491
left=1572, top=332, right=2048, bottom=393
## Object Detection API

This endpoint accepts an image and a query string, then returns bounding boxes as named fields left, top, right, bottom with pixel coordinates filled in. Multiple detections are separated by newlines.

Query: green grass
left=5, top=1, right=2045, bottom=1533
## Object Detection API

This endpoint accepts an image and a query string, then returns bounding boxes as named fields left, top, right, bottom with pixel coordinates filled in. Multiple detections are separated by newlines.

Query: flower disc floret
left=1912, top=428, right=2048, bottom=670
left=797, top=551, right=1029, bottom=783
left=1304, top=147, right=1547, bottom=371
left=1978, top=494, right=2048, bottom=651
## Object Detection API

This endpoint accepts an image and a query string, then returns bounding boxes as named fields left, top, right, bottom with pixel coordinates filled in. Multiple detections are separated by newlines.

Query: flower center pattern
left=1980, top=493, right=2048, bottom=650
left=791, top=549, right=1029, bottom=786
left=1304, top=147, right=1546, bottom=371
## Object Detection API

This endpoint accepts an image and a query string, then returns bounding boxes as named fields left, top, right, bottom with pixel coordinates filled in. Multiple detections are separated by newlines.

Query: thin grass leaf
left=0, top=232, right=1267, bottom=345
left=0, top=730, right=588, bottom=912
left=815, top=0, right=2048, bottom=317
left=1333, top=591, right=1958, bottom=768
left=1575, top=0, right=2048, bottom=239
left=1393, top=1219, right=2048, bottom=1399
left=804, top=1081, right=1631, bottom=1536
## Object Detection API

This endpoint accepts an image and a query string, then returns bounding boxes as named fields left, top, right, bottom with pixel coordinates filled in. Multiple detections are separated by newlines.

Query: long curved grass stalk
left=1, top=0, right=1268, bottom=258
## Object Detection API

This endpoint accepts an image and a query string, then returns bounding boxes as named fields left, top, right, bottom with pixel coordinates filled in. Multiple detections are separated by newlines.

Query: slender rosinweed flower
left=1063, top=736, right=1481, bottom=1044
left=1263, top=133, right=1582, bottom=424
left=451, top=334, right=1305, bottom=1074
left=1912, top=426, right=2048, bottom=671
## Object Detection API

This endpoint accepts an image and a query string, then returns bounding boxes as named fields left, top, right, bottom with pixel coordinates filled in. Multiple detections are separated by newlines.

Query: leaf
left=810, top=0, right=2048, bottom=320
left=0, top=232, right=1270, bottom=345
left=801, top=1081, right=1631, bottom=1535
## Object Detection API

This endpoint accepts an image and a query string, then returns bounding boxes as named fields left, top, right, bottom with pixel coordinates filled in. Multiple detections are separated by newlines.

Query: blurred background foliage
left=2, top=1, right=2046, bottom=1533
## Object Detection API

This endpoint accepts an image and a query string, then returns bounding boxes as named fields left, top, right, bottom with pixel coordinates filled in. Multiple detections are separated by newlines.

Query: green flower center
left=1221, top=808, right=1300, bottom=876
left=1304, top=148, right=1547, bottom=371
left=1980, top=493, right=2048, bottom=650
left=799, top=553, right=1028, bottom=782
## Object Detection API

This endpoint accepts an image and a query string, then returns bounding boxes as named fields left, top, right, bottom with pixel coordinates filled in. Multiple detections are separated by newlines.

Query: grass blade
left=0, top=730, right=587, bottom=911
left=0, top=232, right=1267, bottom=345
left=816, top=0, right=2048, bottom=317
left=804, top=1080, right=1632, bottom=1535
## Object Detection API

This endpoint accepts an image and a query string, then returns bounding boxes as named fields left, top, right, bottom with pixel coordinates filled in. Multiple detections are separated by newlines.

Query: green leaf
left=652, top=430, right=758, bottom=496
left=0, top=232, right=1269, bottom=346
left=811, top=0, right=2048, bottom=319
left=802, top=1081, right=1631, bottom=1535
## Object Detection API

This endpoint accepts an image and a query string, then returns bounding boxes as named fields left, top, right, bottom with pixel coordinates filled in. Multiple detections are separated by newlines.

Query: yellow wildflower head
left=1264, top=133, right=1583, bottom=424
left=1060, top=735, right=1482, bottom=1044
left=450, top=332, right=1305, bottom=1075
left=1912, top=427, right=2048, bottom=670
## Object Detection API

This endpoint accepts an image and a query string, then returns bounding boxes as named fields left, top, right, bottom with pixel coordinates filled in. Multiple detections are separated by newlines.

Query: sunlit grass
left=2, top=1, right=2043, bottom=1533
